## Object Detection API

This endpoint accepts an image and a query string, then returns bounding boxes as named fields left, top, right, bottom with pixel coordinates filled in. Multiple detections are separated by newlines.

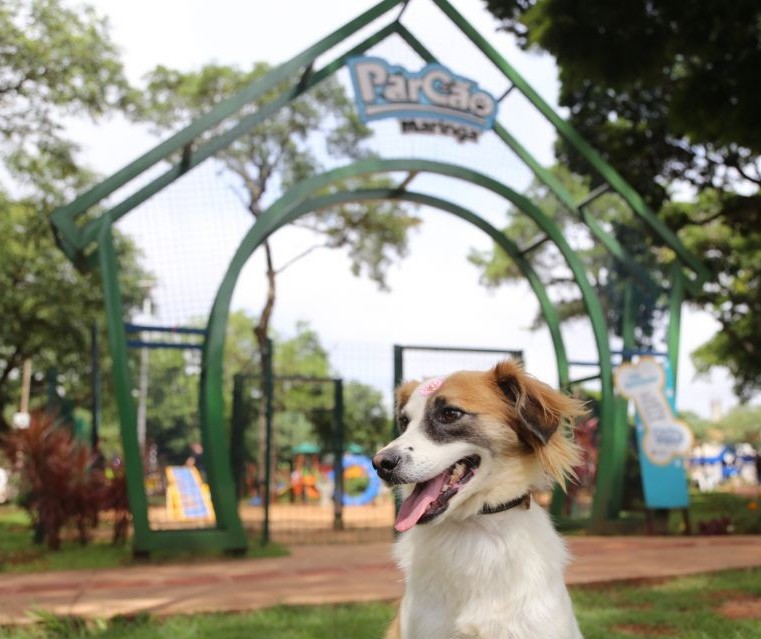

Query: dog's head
left=373, top=360, right=585, bottom=532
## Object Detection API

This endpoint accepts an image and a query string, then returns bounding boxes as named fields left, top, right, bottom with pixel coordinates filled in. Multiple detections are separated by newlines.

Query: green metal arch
left=44, top=0, right=706, bottom=549
left=202, top=157, right=619, bottom=524
left=393, top=22, right=659, bottom=297
left=296, top=188, right=569, bottom=385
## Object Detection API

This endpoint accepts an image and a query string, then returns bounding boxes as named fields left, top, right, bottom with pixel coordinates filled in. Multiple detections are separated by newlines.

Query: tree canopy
left=682, top=405, right=761, bottom=445
left=1, top=0, right=132, bottom=200
left=482, top=0, right=761, bottom=400
left=0, top=192, right=148, bottom=430
left=0, top=0, right=146, bottom=430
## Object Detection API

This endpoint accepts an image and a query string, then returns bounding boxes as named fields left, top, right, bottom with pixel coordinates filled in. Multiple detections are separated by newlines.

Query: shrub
left=0, top=412, right=127, bottom=549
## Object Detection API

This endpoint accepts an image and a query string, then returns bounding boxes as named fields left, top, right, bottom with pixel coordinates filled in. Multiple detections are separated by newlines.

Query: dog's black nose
left=372, top=449, right=401, bottom=473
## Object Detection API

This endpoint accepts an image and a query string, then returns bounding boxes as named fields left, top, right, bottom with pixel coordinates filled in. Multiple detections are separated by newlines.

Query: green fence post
left=333, top=379, right=345, bottom=531
left=668, top=264, right=685, bottom=386
left=603, top=284, right=636, bottom=523
left=90, top=322, right=101, bottom=449
left=230, top=374, right=246, bottom=500
left=261, top=338, right=274, bottom=545
left=96, top=221, right=152, bottom=553
left=393, top=345, right=404, bottom=433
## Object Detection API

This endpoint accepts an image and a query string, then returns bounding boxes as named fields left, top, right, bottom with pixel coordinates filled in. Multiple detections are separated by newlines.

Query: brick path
left=1, top=536, right=760, bottom=624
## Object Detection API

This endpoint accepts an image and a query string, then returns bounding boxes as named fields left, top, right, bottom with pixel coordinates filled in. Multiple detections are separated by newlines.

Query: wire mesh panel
left=395, top=344, right=523, bottom=386
left=124, top=325, right=218, bottom=531
left=232, top=373, right=395, bottom=544
left=110, top=161, right=253, bottom=538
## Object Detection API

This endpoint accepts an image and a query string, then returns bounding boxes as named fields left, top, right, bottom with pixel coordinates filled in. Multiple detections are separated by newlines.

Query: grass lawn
left=1, top=568, right=760, bottom=638
left=0, top=506, right=287, bottom=574
left=573, top=568, right=761, bottom=639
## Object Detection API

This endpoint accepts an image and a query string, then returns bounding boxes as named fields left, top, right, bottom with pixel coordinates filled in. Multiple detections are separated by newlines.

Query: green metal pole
left=230, top=374, right=245, bottom=499
left=90, top=321, right=101, bottom=449
left=597, top=283, right=636, bottom=523
left=262, top=338, right=274, bottom=545
left=667, top=264, right=685, bottom=386
left=392, top=346, right=404, bottom=516
left=96, top=220, right=152, bottom=552
left=333, top=379, right=345, bottom=531
left=392, top=344, right=404, bottom=400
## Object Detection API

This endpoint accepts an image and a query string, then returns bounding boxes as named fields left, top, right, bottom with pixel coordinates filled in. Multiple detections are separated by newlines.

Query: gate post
left=332, top=379, right=345, bottom=530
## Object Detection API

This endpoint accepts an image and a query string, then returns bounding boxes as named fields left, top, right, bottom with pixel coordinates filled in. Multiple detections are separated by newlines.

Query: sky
left=65, top=0, right=741, bottom=418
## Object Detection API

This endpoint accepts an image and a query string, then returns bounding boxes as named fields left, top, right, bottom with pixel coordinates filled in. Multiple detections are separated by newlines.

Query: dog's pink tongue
left=395, top=472, right=447, bottom=533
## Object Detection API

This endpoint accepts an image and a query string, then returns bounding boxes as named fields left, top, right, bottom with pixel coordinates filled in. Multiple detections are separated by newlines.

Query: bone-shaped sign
left=614, top=357, right=693, bottom=466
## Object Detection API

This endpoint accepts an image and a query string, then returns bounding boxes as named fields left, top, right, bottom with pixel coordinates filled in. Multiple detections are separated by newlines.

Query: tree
left=134, top=63, right=420, bottom=471
left=0, top=191, right=149, bottom=432
left=679, top=411, right=714, bottom=444
left=270, top=322, right=389, bottom=455
left=683, top=406, right=761, bottom=444
left=342, top=381, right=390, bottom=453
left=714, top=406, right=761, bottom=445
left=1, top=0, right=132, bottom=200
left=482, top=0, right=761, bottom=399
left=0, top=0, right=145, bottom=431
left=668, top=192, right=761, bottom=401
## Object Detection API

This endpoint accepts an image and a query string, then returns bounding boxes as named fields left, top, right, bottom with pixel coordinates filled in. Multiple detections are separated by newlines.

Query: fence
left=232, top=366, right=394, bottom=544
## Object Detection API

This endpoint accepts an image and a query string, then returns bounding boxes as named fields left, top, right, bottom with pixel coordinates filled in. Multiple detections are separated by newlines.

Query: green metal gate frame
left=50, top=0, right=705, bottom=552
left=231, top=371, right=346, bottom=543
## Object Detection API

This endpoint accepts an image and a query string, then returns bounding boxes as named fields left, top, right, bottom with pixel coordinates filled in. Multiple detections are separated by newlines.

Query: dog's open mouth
left=395, top=455, right=480, bottom=532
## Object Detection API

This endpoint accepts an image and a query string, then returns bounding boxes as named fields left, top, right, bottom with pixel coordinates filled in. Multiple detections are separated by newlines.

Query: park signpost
left=615, top=357, right=694, bottom=529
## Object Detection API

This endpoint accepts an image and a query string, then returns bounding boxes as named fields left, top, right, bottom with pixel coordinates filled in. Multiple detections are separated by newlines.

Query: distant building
left=710, top=398, right=723, bottom=422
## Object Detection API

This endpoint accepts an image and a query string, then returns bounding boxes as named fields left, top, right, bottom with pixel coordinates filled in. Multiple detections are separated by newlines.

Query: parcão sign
left=347, top=57, right=498, bottom=143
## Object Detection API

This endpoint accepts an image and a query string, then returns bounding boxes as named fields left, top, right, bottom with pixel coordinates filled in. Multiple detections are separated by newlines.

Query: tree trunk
left=253, top=240, right=277, bottom=501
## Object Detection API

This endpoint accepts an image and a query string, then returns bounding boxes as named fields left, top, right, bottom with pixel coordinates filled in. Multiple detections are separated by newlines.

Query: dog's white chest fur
left=393, top=505, right=582, bottom=639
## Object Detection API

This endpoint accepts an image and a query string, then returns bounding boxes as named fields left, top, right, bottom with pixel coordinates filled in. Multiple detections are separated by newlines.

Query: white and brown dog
left=373, top=360, right=585, bottom=639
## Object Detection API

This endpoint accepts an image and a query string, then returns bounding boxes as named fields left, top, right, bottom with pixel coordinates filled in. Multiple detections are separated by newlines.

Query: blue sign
left=615, top=357, right=691, bottom=509
left=347, top=57, right=498, bottom=141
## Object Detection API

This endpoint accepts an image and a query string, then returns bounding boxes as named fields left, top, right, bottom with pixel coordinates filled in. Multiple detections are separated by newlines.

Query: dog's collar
left=479, top=493, right=531, bottom=516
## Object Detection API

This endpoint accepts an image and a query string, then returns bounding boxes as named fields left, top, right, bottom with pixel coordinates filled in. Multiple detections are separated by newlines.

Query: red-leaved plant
left=1, top=412, right=130, bottom=549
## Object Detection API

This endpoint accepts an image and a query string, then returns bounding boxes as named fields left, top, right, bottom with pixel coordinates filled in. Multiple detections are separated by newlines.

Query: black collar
left=479, top=493, right=531, bottom=516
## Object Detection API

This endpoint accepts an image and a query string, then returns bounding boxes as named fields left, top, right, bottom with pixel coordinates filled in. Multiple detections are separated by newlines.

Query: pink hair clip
left=418, top=378, right=444, bottom=396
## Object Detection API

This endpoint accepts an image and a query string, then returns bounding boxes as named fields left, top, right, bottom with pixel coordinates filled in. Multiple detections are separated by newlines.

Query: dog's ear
left=395, top=380, right=420, bottom=412
left=492, top=360, right=584, bottom=447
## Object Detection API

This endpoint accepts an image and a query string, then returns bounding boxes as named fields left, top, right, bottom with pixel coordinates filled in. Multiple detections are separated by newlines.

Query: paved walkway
left=1, top=536, right=761, bottom=624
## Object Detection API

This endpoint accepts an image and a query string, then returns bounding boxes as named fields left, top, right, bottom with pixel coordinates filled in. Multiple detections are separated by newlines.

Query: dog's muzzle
left=372, top=448, right=402, bottom=483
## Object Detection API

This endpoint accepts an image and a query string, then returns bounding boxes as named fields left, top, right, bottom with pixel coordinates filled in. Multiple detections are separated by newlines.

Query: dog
left=372, top=360, right=585, bottom=639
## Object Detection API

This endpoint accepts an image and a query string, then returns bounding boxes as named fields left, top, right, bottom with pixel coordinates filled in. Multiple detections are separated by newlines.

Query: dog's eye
left=398, top=414, right=410, bottom=432
left=438, top=407, right=464, bottom=424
